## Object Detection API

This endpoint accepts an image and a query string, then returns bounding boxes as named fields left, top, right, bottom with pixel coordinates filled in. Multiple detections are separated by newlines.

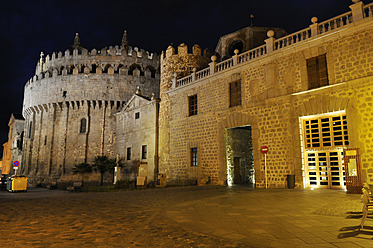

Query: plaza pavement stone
left=0, top=186, right=372, bottom=247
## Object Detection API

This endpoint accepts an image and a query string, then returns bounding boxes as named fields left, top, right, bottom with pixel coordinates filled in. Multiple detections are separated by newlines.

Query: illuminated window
left=229, top=80, right=241, bottom=107
left=304, top=114, right=348, bottom=149
left=307, top=54, right=328, bottom=90
left=80, top=118, right=87, bottom=133
left=142, top=145, right=147, bottom=159
left=127, top=147, right=131, bottom=160
left=188, top=94, right=198, bottom=116
left=191, top=147, right=198, bottom=167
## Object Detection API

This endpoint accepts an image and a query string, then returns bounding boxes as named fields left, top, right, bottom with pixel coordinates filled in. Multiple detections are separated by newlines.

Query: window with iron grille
left=229, top=80, right=241, bottom=107
left=188, top=94, right=198, bottom=116
left=191, top=147, right=198, bottom=167
left=304, top=114, right=349, bottom=149
left=142, top=145, right=147, bottom=159
left=307, top=54, right=328, bottom=90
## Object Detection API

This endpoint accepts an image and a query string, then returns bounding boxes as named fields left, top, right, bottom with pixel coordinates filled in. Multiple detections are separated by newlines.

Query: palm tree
left=93, top=155, right=116, bottom=185
left=73, top=163, right=92, bottom=185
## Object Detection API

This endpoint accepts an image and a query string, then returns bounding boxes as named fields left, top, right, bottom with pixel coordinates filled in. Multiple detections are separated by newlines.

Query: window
left=44, top=136, right=47, bottom=145
left=307, top=54, right=328, bottom=90
left=142, top=145, right=147, bottom=159
left=80, top=118, right=87, bottom=133
left=229, top=80, right=241, bottom=107
left=135, top=112, right=140, bottom=119
left=188, top=94, right=198, bottom=116
left=28, top=121, right=33, bottom=139
left=191, top=147, right=198, bottom=167
left=303, top=114, right=349, bottom=149
left=127, top=147, right=131, bottom=160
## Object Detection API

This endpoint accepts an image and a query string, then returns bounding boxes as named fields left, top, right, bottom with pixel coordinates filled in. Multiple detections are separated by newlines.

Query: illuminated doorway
left=226, top=126, right=254, bottom=187
left=301, top=112, right=348, bottom=190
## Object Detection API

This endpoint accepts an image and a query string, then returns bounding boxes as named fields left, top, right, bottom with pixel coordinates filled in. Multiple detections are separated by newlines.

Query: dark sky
left=0, top=0, right=371, bottom=156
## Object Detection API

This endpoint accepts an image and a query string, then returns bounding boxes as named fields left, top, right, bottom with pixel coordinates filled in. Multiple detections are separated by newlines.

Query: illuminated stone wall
left=159, top=44, right=210, bottom=184
left=1, top=114, right=24, bottom=176
left=165, top=13, right=373, bottom=187
left=22, top=41, right=160, bottom=184
left=115, top=93, right=159, bottom=182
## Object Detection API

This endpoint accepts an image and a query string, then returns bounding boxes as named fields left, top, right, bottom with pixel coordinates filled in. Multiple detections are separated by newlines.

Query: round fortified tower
left=159, top=43, right=210, bottom=184
left=22, top=32, right=160, bottom=184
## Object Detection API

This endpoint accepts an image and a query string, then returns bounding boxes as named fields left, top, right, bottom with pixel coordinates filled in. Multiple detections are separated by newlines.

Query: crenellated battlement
left=23, top=32, right=160, bottom=118
left=162, top=43, right=210, bottom=60
left=34, top=45, right=159, bottom=81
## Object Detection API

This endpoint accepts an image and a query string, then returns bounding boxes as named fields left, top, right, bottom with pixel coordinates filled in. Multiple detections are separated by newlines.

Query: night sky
left=0, top=0, right=371, bottom=156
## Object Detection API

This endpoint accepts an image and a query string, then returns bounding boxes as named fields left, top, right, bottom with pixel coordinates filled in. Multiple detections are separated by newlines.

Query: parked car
left=0, top=176, right=7, bottom=190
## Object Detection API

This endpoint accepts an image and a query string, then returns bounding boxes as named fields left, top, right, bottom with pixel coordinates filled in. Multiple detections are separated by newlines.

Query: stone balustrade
left=174, top=1, right=373, bottom=89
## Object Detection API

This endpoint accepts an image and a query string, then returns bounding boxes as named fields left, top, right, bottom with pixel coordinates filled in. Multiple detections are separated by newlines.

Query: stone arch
left=216, top=112, right=260, bottom=184
left=128, top=63, right=143, bottom=76
left=145, top=65, right=156, bottom=78
left=290, top=94, right=360, bottom=186
left=295, top=94, right=351, bottom=118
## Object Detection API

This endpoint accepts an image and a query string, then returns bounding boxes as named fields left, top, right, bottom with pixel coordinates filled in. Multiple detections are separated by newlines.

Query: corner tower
left=159, top=43, right=210, bottom=184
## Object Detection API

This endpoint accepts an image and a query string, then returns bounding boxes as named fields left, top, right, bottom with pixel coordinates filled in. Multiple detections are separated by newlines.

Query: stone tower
left=22, top=32, right=160, bottom=184
left=159, top=43, right=210, bottom=184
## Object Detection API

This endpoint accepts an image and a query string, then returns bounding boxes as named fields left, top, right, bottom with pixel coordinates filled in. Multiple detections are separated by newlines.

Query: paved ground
left=0, top=186, right=372, bottom=247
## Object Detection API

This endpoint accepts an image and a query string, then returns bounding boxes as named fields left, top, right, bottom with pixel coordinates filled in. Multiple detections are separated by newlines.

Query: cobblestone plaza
left=0, top=186, right=371, bottom=247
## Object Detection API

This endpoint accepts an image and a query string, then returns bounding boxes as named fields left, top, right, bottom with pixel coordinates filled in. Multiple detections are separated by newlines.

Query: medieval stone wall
left=159, top=43, right=210, bottom=184
left=22, top=44, right=160, bottom=184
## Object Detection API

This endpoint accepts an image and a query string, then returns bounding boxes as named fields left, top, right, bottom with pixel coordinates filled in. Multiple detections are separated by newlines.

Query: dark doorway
left=226, top=126, right=254, bottom=186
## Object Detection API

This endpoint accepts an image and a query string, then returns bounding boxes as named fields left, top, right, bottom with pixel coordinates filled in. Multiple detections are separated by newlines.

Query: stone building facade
left=21, top=32, right=160, bottom=184
left=1, top=113, right=24, bottom=176
left=115, top=88, right=159, bottom=183
left=160, top=1, right=373, bottom=189
left=8, top=0, right=373, bottom=190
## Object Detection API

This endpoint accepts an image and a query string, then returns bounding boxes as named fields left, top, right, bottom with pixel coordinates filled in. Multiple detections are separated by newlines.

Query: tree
left=93, top=155, right=116, bottom=185
left=73, top=163, right=92, bottom=185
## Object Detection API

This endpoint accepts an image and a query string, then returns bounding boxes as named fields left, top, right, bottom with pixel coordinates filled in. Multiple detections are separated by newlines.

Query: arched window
left=80, top=118, right=87, bottom=134
left=228, top=40, right=244, bottom=57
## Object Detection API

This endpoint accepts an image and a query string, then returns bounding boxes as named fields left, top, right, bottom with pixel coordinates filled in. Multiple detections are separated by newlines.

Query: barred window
left=189, top=94, right=198, bottom=116
left=191, top=147, right=198, bottom=167
left=229, top=80, right=241, bottom=107
left=307, top=54, right=328, bottom=90
left=304, top=114, right=349, bottom=149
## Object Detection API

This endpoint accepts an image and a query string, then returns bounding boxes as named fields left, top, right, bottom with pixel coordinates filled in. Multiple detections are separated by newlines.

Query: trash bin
left=287, top=174, right=295, bottom=189
left=7, top=175, right=28, bottom=192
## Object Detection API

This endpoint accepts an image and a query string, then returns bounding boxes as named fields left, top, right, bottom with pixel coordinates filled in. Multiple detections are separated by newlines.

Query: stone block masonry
left=21, top=34, right=160, bottom=184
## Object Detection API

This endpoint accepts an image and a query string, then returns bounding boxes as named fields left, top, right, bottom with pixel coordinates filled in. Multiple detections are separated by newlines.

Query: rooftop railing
left=174, top=1, right=373, bottom=89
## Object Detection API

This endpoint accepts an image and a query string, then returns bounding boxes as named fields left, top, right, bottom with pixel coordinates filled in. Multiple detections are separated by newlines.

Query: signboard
left=261, top=146, right=269, bottom=154
left=13, top=160, right=20, bottom=167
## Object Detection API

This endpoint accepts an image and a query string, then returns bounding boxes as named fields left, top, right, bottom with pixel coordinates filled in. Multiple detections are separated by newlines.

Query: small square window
left=127, top=147, right=131, bottom=160
left=191, top=147, right=198, bottom=167
left=142, top=145, right=147, bottom=159
left=135, top=112, right=140, bottom=119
